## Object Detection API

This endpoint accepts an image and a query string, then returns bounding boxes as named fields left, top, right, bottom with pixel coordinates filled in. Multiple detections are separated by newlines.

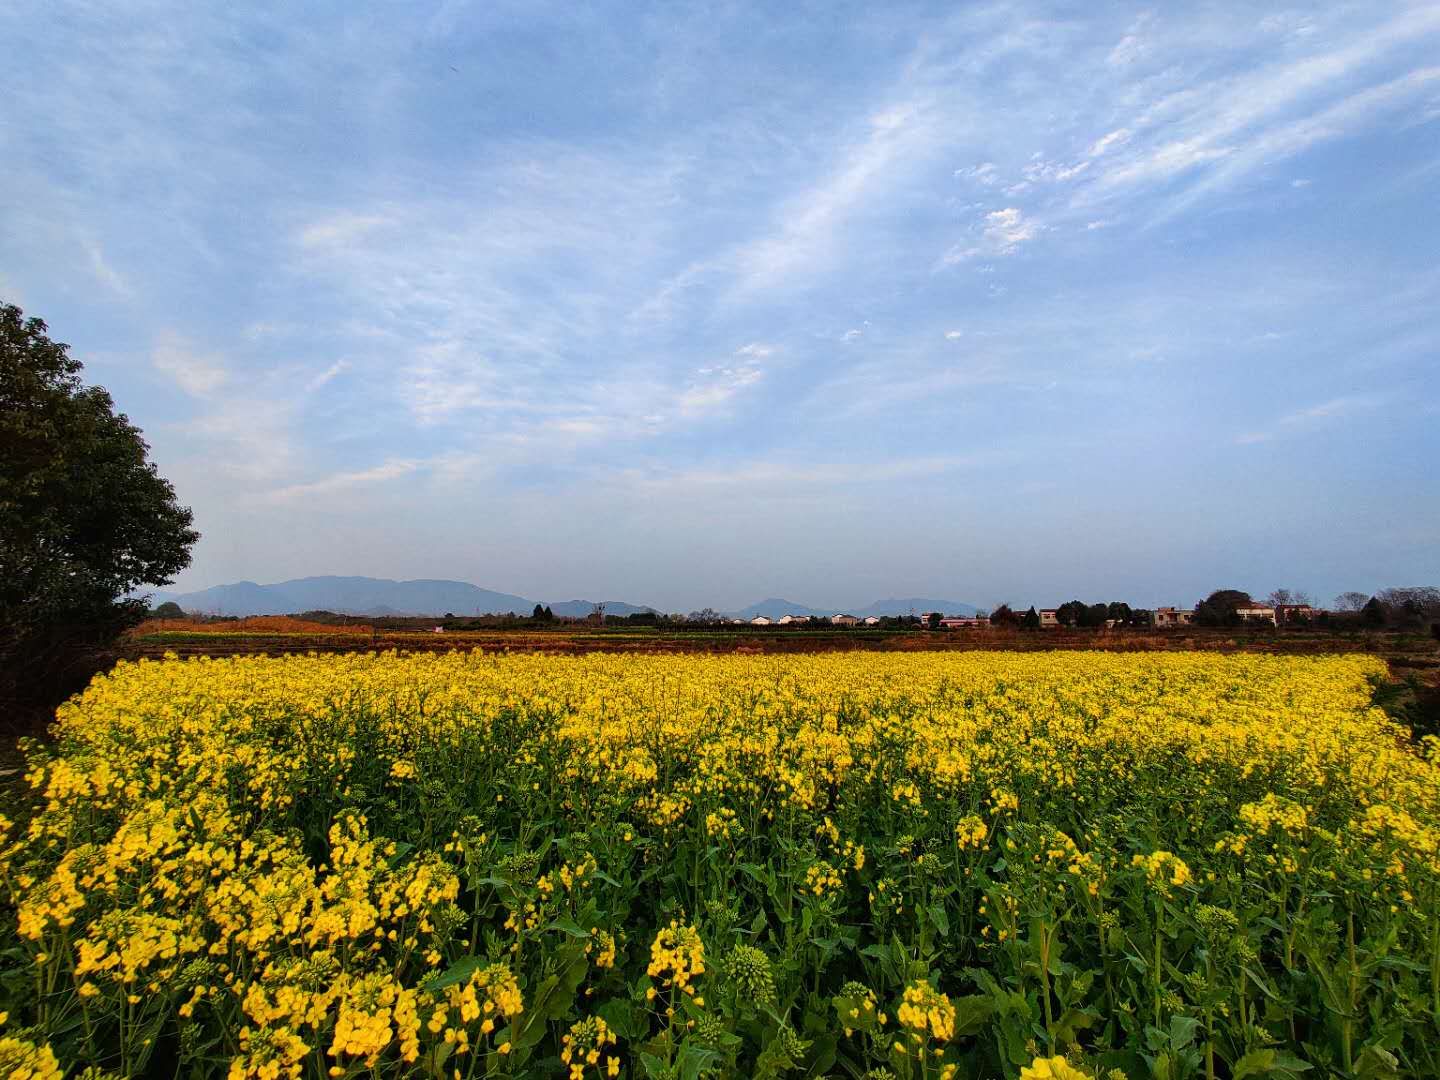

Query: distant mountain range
left=144, top=576, right=656, bottom=618
left=143, top=576, right=980, bottom=619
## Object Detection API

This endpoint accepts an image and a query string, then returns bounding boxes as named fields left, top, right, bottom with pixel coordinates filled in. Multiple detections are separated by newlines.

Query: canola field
left=2, top=651, right=1438, bottom=1080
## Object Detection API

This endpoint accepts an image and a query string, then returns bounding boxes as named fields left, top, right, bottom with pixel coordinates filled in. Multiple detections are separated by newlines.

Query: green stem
left=1153, top=900, right=1164, bottom=1030
left=1039, top=921, right=1055, bottom=1045
left=1430, top=899, right=1439, bottom=1025
left=1342, top=908, right=1357, bottom=1075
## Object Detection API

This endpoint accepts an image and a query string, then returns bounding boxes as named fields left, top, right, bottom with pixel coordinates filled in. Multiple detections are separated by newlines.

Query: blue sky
left=3, top=1, right=1437, bottom=611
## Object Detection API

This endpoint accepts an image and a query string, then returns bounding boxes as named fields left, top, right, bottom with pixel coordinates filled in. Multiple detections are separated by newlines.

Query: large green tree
left=2, top=302, right=198, bottom=704
left=1194, top=589, right=1252, bottom=627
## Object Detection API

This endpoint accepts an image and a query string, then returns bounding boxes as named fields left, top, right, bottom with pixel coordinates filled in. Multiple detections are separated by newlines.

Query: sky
left=3, top=1, right=1438, bottom=612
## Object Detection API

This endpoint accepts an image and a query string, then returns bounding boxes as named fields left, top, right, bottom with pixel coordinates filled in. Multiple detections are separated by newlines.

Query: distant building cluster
left=740, top=600, right=1326, bottom=630
left=744, top=613, right=879, bottom=626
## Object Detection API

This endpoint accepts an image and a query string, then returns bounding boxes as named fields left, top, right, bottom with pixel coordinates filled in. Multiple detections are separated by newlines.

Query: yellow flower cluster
left=560, top=1015, right=620, bottom=1079
left=954, top=815, right=988, bottom=850
left=538, top=854, right=597, bottom=898
left=229, top=1024, right=309, bottom=1080
left=804, top=859, right=844, bottom=897
left=1238, top=793, right=1310, bottom=837
left=1132, top=851, right=1193, bottom=894
left=897, top=979, right=955, bottom=1043
left=0, top=1035, right=63, bottom=1080
left=1020, top=1054, right=1091, bottom=1080
left=647, top=922, right=705, bottom=996
left=705, top=807, right=742, bottom=840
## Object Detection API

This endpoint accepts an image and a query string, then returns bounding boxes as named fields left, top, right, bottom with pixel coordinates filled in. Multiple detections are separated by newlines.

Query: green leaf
left=927, top=903, right=951, bottom=938
left=548, top=916, right=592, bottom=939
left=469, top=874, right=513, bottom=889
left=1242, top=966, right=1282, bottom=1001
left=1231, top=1049, right=1276, bottom=1079
left=1270, top=1051, right=1312, bottom=1074
left=385, top=839, right=415, bottom=866
left=1233, top=1047, right=1313, bottom=1079
left=832, top=989, right=881, bottom=1035
left=428, top=955, right=486, bottom=990
left=1354, top=1045, right=1399, bottom=1080
left=951, top=993, right=994, bottom=1037
left=1052, top=1007, right=1098, bottom=1044
left=1169, top=1014, right=1200, bottom=1050
left=677, top=1042, right=721, bottom=1080
left=807, top=1032, right=838, bottom=1075
left=597, top=999, right=649, bottom=1041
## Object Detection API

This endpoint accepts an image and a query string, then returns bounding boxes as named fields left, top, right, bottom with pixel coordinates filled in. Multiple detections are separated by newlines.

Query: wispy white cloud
left=928, top=6, right=1440, bottom=254
left=602, top=454, right=992, bottom=497
left=83, top=238, right=130, bottom=296
left=1087, top=128, right=1132, bottom=158
left=678, top=344, right=771, bottom=416
left=305, top=360, right=349, bottom=393
left=940, top=207, right=1043, bottom=265
left=1087, top=9, right=1440, bottom=203
left=1106, top=12, right=1154, bottom=68
left=267, top=459, right=421, bottom=501
left=152, top=332, right=227, bottom=396
left=1156, top=66, right=1440, bottom=217
left=1236, top=395, right=1380, bottom=444
left=954, top=161, right=999, bottom=185
left=728, top=98, right=940, bottom=294
left=298, top=213, right=391, bottom=251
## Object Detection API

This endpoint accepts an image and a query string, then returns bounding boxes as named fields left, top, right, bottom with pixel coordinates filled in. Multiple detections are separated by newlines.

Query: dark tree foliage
left=989, top=603, right=1019, bottom=628
left=151, top=601, right=186, bottom=619
left=1377, top=587, right=1440, bottom=628
left=1360, top=597, right=1388, bottom=627
left=1194, top=589, right=1253, bottom=627
left=2, top=302, right=198, bottom=714
left=1020, top=606, right=1041, bottom=630
left=1054, top=600, right=1111, bottom=628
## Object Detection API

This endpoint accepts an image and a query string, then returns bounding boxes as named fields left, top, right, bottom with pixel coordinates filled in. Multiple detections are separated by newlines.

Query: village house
left=862, top=616, right=881, bottom=625
left=1275, top=604, right=1316, bottom=625
left=1039, top=609, right=1060, bottom=628
left=749, top=615, right=772, bottom=626
left=1236, top=606, right=1277, bottom=625
left=831, top=614, right=860, bottom=627
left=777, top=614, right=809, bottom=625
left=1151, top=607, right=1194, bottom=628
left=940, top=616, right=989, bottom=629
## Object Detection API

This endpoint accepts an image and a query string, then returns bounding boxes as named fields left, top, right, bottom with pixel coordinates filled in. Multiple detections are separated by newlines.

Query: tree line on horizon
left=155, top=588, right=1440, bottom=636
